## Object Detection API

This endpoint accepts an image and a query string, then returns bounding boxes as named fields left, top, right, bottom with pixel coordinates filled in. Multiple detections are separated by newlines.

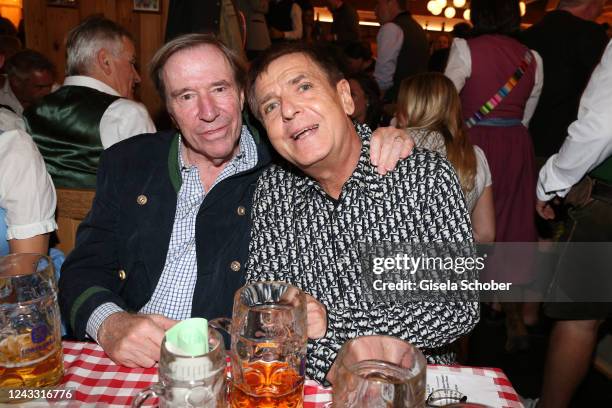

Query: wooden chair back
left=55, top=188, right=95, bottom=255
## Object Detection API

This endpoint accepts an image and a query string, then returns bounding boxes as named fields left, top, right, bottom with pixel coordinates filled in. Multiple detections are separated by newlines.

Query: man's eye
left=263, top=102, right=278, bottom=115
left=180, top=94, right=195, bottom=101
left=298, top=83, right=312, bottom=92
left=213, top=86, right=227, bottom=93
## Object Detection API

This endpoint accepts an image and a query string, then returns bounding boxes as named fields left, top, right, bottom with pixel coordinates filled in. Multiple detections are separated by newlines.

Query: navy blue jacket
left=59, top=129, right=272, bottom=339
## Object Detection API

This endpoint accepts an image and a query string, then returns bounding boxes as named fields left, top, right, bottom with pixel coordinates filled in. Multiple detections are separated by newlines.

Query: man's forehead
left=163, top=45, right=237, bottom=90
left=259, top=53, right=326, bottom=84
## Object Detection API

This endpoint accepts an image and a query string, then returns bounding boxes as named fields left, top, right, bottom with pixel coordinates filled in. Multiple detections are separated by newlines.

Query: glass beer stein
left=331, top=335, right=427, bottom=408
left=132, top=323, right=227, bottom=408
left=212, top=281, right=308, bottom=408
left=0, top=254, right=64, bottom=402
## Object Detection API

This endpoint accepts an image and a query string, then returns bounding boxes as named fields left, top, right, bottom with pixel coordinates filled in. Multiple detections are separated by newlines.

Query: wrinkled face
left=10, top=69, right=54, bottom=108
left=163, top=45, right=243, bottom=166
left=375, top=0, right=392, bottom=24
left=253, top=53, right=354, bottom=171
left=108, top=37, right=140, bottom=99
left=348, top=79, right=367, bottom=124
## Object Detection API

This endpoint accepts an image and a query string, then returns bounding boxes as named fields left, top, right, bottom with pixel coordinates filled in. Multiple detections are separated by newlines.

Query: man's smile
left=290, top=124, right=319, bottom=140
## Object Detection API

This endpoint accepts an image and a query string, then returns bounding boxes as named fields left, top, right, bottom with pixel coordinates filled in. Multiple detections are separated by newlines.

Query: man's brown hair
left=246, top=42, right=345, bottom=120
left=149, top=33, right=247, bottom=103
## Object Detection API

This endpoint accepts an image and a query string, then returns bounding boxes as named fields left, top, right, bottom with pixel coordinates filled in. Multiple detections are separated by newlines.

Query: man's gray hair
left=65, top=15, right=133, bottom=76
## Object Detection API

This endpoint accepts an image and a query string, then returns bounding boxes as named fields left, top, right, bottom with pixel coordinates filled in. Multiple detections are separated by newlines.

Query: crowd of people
left=1, top=0, right=611, bottom=406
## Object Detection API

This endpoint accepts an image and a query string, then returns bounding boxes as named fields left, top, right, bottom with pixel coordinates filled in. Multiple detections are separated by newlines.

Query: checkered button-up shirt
left=86, top=126, right=257, bottom=340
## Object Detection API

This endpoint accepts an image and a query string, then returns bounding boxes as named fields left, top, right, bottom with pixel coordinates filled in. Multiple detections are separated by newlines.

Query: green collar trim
left=168, top=132, right=181, bottom=193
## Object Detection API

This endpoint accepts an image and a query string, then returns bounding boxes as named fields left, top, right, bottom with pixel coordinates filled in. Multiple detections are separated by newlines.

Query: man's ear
left=97, top=48, right=113, bottom=76
left=239, top=89, right=245, bottom=110
left=337, top=78, right=355, bottom=116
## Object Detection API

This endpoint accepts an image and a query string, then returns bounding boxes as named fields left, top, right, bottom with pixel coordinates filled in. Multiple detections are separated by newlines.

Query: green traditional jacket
left=25, top=86, right=120, bottom=189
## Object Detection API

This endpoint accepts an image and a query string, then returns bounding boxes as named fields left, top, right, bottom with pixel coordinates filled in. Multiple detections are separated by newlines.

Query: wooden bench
left=55, top=188, right=95, bottom=255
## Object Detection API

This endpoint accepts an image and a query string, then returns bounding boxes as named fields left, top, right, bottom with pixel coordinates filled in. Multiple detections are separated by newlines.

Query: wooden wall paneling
left=79, top=0, right=116, bottom=19
left=138, top=12, right=163, bottom=118
left=45, top=6, right=79, bottom=82
left=161, top=0, right=169, bottom=43
left=23, top=0, right=46, bottom=52
left=116, top=0, right=135, bottom=35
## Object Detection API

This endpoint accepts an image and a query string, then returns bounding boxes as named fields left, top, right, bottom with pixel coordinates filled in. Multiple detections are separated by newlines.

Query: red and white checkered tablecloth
left=59, top=341, right=521, bottom=407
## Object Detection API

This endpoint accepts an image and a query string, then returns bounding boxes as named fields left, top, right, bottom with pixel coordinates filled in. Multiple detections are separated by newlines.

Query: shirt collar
left=63, top=76, right=121, bottom=97
left=293, top=122, right=385, bottom=201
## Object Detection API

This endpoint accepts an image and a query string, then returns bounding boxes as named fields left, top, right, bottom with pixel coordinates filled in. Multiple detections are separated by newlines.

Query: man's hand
left=370, top=127, right=414, bottom=175
left=97, top=312, right=178, bottom=367
left=305, top=294, right=327, bottom=339
left=536, top=199, right=556, bottom=220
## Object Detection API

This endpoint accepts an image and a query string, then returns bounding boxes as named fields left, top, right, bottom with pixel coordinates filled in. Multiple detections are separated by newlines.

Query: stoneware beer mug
left=331, top=335, right=427, bottom=408
left=132, top=319, right=226, bottom=408
left=0, top=254, right=64, bottom=402
left=211, top=281, right=308, bottom=408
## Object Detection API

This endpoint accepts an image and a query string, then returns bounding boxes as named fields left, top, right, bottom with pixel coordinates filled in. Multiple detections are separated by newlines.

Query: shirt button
left=230, top=261, right=241, bottom=272
left=137, top=195, right=148, bottom=205
left=118, top=269, right=127, bottom=280
left=237, top=206, right=246, bottom=216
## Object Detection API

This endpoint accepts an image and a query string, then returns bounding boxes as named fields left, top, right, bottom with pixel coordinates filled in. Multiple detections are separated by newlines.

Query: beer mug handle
left=209, top=318, right=232, bottom=335
left=131, top=383, right=164, bottom=408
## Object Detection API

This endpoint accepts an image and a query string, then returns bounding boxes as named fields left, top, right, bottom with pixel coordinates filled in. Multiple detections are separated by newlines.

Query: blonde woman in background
left=396, top=72, right=495, bottom=243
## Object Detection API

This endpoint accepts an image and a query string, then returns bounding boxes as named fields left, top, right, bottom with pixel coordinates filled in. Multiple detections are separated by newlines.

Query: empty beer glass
left=212, top=281, right=308, bottom=408
left=132, top=324, right=227, bottom=408
left=331, top=335, right=427, bottom=408
left=0, top=254, right=64, bottom=402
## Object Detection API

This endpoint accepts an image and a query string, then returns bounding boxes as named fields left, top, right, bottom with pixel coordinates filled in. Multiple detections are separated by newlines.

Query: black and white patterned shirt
left=246, top=123, right=479, bottom=383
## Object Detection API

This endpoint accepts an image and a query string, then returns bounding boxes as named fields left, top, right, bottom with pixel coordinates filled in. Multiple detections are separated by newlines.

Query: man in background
left=536, top=39, right=612, bottom=408
left=521, top=0, right=608, bottom=164
left=374, top=0, right=428, bottom=102
left=1, top=49, right=54, bottom=116
left=25, top=16, right=155, bottom=189
left=324, top=0, right=360, bottom=44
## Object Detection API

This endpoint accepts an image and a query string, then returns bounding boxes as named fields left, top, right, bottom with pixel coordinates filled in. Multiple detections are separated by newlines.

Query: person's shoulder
left=104, top=129, right=175, bottom=158
left=397, top=147, right=458, bottom=185
left=0, top=128, right=37, bottom=154
left=107, top=98, right=151, bottom=117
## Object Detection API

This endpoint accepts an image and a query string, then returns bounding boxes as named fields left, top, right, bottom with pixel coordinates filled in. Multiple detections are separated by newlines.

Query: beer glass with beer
left=212, top=281, right=308, bottom=408
left=331, top=335, right=427, bottom=408
left=0, top=254, right=64, bottom=402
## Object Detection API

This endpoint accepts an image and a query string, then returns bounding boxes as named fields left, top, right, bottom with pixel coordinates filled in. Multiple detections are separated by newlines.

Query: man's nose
left=281, top=98, right=300, bottom=121
left=198, top=94, right=220, bottom=122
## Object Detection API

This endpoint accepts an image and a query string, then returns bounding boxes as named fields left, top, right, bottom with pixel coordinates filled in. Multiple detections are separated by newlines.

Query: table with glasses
left=15, top=341, right=524, bottom=407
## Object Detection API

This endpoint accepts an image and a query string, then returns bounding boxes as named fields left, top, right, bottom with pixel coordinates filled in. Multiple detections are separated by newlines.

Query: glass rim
left=0, top=253, right=52, bottom=278
left=236, top=280, right=306, bottom=303
left=336, top=335, right=427, bottom=375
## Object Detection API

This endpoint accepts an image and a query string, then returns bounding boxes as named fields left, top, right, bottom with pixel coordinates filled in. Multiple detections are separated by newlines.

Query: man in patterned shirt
left=246, top=43, right=480, bottom=383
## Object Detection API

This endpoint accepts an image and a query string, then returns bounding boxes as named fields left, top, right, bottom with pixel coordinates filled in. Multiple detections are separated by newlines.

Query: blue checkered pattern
left=86, top=126, right=257, bottom=340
